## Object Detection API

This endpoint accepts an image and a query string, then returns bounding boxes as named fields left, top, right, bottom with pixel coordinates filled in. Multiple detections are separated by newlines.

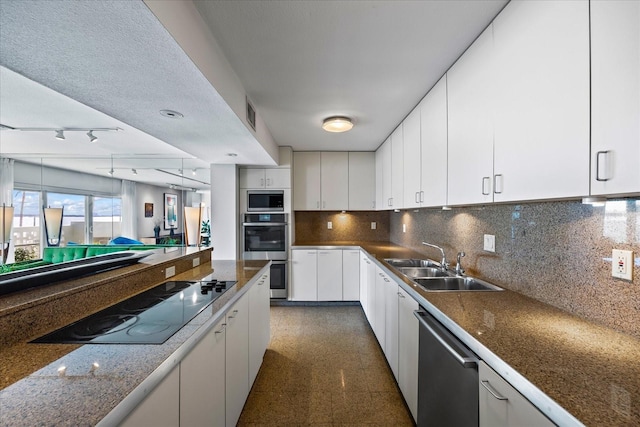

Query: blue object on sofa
left=108, top=236, right=143, bottom=245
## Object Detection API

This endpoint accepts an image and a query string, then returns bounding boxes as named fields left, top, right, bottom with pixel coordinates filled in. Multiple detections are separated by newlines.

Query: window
left=12, top=190, right=41, bottom=259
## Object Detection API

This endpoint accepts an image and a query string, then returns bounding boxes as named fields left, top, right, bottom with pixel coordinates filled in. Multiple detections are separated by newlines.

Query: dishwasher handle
left=414, top=310, right=478, bottom=368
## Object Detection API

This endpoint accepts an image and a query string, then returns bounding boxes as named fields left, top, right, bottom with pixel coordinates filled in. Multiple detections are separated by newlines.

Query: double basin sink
left=384, top=258, right=503, bottom=292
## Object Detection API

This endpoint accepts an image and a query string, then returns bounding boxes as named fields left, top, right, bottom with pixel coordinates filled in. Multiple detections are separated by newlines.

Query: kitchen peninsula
left=0, top=247, right=271, bottom=426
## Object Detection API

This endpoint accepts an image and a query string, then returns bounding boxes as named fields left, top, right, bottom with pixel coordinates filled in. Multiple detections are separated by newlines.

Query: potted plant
left=201, top=219, right=210, bottom=246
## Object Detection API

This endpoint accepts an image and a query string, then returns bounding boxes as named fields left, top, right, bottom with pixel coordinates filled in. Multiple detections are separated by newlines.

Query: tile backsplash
left=294, top=211, right=390, bottom=243
left=390, top=199, right=640, bottom=339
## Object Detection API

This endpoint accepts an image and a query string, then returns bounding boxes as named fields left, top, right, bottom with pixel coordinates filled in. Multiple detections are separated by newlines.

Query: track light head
left=87, top=130, right=98, bottom=143
left=55, top=130, right=65, bottom=140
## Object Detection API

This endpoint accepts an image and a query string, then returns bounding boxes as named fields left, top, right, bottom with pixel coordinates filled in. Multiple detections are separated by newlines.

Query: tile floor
left=238, top=305, right=415, bottom=426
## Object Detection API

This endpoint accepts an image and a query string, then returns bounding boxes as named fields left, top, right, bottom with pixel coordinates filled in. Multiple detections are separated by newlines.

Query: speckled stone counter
left=0, top=257, right=269, bottom=426
left=294, top=241, right=640, bottom=427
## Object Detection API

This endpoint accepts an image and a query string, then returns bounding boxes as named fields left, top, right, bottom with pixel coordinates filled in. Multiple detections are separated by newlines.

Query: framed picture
left=164, top=193, right=178, bottom=230
left=144, top=203, right=153, bottom=218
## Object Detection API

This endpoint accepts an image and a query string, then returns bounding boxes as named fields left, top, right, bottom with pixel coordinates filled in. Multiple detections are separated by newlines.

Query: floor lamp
left=1, top=204, right=14, bottom=264
left=184, top=206, right=202, bottom=247
left=43, top=206, right=64, bottom=247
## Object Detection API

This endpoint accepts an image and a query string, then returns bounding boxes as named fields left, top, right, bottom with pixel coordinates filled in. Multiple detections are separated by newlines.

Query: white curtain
left=121, top=180, right=137, bottom=239
left=0, top=158, right=15, bottom=263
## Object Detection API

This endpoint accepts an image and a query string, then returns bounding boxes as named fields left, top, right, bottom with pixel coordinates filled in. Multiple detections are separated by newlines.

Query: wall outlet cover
left=192, top=257, right=200, bottom=267
left=327, top=221, right=332, bottom=230
left=165, top=265, right=176, bottom=278
left=612, top=249, right=633, bottom=280
left=483, top=234, right=496, bottom=252
left=371, top=222, right=376, bottom=230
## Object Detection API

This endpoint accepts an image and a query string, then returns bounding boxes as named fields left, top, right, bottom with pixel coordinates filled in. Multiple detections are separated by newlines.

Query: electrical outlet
left=402, top=224, right=406, bottom=233
left=371, top=222, right=376, bottom=230
left=165, top=266, right=176, bottom=278
left=327, top=221, right=332, bottom=230
left=192, top=257, right=200, bottom=267
left=612, top=249, right=633, bottom=280
left=483, top=234, right=495, bottom=252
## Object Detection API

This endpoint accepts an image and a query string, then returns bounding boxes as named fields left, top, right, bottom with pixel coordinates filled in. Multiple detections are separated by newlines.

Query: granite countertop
left=0, top=258, right=270, bottom=426
left=294, top=241, right=640, bottom=427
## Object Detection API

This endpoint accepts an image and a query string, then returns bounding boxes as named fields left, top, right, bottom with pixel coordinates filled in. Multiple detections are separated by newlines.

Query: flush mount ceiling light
left=0, top=125, right=120, bottom=141
left=55, top=130, right=65, bottom=140
left=322, top=116, right=353, bottom=133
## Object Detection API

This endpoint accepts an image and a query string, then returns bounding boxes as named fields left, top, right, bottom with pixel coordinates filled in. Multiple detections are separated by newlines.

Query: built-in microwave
left=247, top=190, right=284, bottom=212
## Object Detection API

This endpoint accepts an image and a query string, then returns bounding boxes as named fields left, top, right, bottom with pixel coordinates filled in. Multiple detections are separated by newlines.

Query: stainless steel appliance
left=247, top=190, right=284, bottom=212
left=32, top=276, right=235, bottom=344
left=415, top=308, right=479, bottom=427
left=242, top=213, right=289, bottom=299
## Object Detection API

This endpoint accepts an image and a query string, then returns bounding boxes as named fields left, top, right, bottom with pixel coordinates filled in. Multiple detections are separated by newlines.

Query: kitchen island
left=0, top=246, right=270, bottom=426
left=294, top=241, right=640, bottom=427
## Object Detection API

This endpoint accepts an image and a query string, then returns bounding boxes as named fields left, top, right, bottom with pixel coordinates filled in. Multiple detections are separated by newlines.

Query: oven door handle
left=242, top=222, right=287, bottom=226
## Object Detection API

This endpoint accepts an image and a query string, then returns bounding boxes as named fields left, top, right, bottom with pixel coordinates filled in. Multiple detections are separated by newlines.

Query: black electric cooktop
left=31, top=277, right=236, bottom=345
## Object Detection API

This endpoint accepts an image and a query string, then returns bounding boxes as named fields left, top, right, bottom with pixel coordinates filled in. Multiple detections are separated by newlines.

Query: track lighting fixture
left=87, top=130, right=98, bottom=143
left=55, top=130, right=65, bottom=140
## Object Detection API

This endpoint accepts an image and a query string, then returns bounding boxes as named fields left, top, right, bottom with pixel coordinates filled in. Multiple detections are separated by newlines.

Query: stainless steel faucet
left=455, top=251, right=466, bottom=276
left=422, top=242, right=448, bottom=270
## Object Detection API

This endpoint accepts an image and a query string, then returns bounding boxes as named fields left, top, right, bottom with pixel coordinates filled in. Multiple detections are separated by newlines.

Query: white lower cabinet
left=249, top=271, right=271, bottom=387
left=121, top=365, right=180, bottom=427
left=373, top=267, right=388, bottom=349
left=479, top=361, right=554, bottom=427
left=384, top=282, right=399, bottom=380
left=291, top=249, right=318, bottom=301
left=317, top=250, right=343, bottom=301
left=226, top=294, right=250, bottom=427
left=180, top=318, right=226, bottom=427
left=342, top=250, right=360, bottom=301
left=397, top=286, right=418, bottom=423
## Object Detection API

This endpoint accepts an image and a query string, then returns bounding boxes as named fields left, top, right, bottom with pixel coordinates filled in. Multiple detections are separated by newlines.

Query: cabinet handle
left=494, top=174, right=503, bottom=194
left=260, top=178, right=264, bottom=187
left=228, top=309, right=239, bottom=319
left=266, top=178, right=271, bottom=186
left=214, top=323, right=227, bottom=334
left=384, top=278, right=390, bottom=282
left=420, top=191, right=424, bottom=203
left=481, top=380, right=508, bottom=401
left=372, top=201, right=375, bottom=209
left=415, top=192, right=420, bottom=204
left=397, top=292, right=405, bottom=298
left=482, top=177, right=491, bottom=195
left=379, top=273, right=384, bottom=277
left=596, top=150, right=610, bottom=181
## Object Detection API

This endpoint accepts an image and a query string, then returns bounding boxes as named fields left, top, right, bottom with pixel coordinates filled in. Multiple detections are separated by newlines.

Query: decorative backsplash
left=389, top=199, right=640, bottom=340
left=293, top=211, right=390, bottom=243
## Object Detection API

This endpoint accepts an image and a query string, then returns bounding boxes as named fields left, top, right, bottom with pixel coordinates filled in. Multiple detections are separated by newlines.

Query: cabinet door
left=447, top=25, right=495, bottom=205
left=290, top=249, right=318, bottom=301
left=265, top=168, right=291, bottom=188
left=342, top=250, right=360, bottom=301
left=390, top=125, right=404, bottom=209
left=293, top=152, right=321, bottom=210
left=420, top=76, right=448, bottom=207
left=121, top=365, right=180, bottom=427
left=240, top=168, right=266, bottom=189
left=377, top=137, right=392, bottom=210
left=348, top=152, right=376, bottom=210
left=479, top=361, right=554, bottom=427
left=249, top=271, right=271, bottom=387
left=366, top=257, right=376, bottom=325
left=359, top=252, right=370, bottom=315
left=373, top=267, right=388, bottom=348
left=384, top=281, right=399, bottom=381
left=493, top=0, right=590, bottom=202
left=320, top=152, right=349, bottom=210
left=591, top=0, right=640, bottom=195
left=317, top=250, right=343, bottom=301
left=398, top=286, right=419, bottom=422
left=180, top=319, right=226, bottom=427
left=226, top=295, right=249, bottom=427
left=403, top=107, right=422, bottom=209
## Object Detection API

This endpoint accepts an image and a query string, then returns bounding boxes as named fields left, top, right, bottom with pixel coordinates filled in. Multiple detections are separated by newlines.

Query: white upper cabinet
left=240, top=168, right=291, bottom=189
left=447, top=25, right=495, bottom=206
left=403, top=107, right=422, bottom=209
left=320, top=152, right=349, bottom=210
left=492, top=0, right=590, bottom=202
left=420, top=76, right=448, bottom=207
left=590, top=0, right=640, bottom=196
left=348, top=152, right=376, bottom=210
left=390, top=125, right=404, bottom=209
left=293, top=152, right=321, bottom=210
left=376, top=137, right=392, bottom=210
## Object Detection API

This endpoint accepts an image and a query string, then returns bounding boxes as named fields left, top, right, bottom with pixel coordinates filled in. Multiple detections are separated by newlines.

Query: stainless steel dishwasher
left=414, top=308, right=479, bottom=427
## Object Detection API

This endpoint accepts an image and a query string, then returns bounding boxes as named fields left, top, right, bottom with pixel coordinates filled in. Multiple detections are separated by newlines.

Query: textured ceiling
left=195, top=0, right=508, bottom=151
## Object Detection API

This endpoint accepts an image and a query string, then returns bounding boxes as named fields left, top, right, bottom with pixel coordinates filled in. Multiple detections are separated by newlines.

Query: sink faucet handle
left=455, top=252, right=466, bottom=275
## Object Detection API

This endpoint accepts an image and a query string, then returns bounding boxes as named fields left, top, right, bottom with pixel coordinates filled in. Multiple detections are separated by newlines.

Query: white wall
left=210, top=164, right=238, bottom=259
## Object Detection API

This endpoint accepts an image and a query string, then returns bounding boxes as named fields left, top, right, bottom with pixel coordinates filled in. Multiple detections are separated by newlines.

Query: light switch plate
left=612, top=249, right=633, bottom=280
left=483, top=234, right=495, bottom=252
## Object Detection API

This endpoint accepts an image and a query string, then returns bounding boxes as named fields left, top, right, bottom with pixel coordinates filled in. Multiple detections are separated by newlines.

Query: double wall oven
left=242, top=213, right=288, bottom=299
